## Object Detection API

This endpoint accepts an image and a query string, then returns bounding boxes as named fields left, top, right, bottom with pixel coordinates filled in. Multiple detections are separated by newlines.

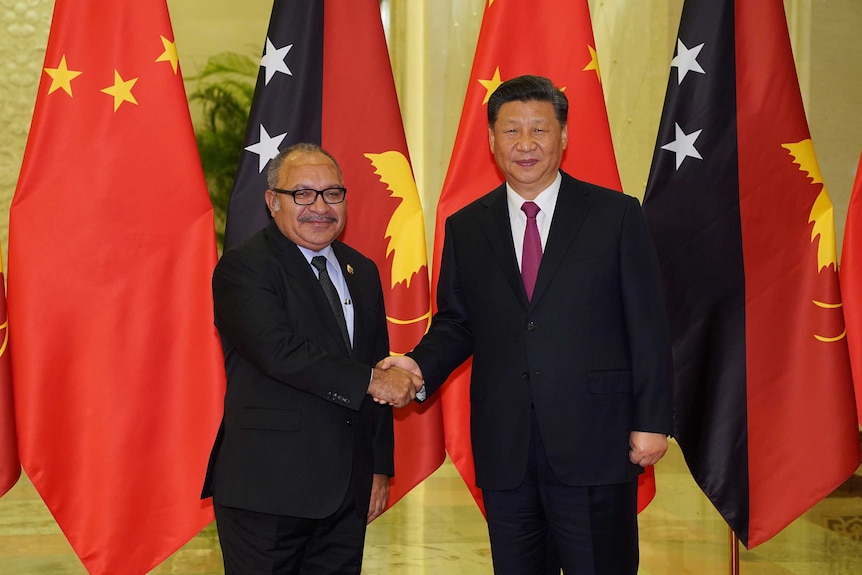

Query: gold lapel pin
left=346, top=264, right=354, bottom=275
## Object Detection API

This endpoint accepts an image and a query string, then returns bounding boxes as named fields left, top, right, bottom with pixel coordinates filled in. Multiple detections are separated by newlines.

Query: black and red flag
left=643, top=0, right=859, bottom=548
left=223, top=0, right=444, bottom=509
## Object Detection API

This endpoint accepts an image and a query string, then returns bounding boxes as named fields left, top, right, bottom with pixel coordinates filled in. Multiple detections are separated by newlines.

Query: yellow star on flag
left=583, top=45, right=601, bottom=83
left=156, top=35, right=179, bottom=74
left=44, top=55, right=82, bottom=97
left=479, top=67, right=503, bottom=105
left=101, top=71, right=139, bottom=112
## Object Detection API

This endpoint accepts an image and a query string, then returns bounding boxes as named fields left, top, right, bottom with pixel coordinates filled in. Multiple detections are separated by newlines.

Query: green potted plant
left=188, top=51, right=258, bottom=251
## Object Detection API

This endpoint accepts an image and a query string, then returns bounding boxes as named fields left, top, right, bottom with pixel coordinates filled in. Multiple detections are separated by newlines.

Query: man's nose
left=309, top=193, right=329, bottom=210
left=515, top=132, right=537, bottom=151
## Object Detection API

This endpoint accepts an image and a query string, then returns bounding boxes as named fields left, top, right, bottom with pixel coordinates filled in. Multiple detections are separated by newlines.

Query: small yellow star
left=44, top=55, right=82, bottom=97
left=478, top=67, right=503, bottom=105
left=156, top=35, right=179, bottom=74
left=583, top=45, right=601, bottom=83
left=101, top=70, right=139, bottom=112
left=488, top=0, right=495, bottom=6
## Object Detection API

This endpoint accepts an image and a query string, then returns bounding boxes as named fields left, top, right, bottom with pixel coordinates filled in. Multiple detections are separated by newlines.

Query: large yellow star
left=479, top=67, right=503, bottom=105
left=101, top=70, right=139, bottom=112
left=156, top=35, right=179, bottom=74
left=583, top=45, right=601, bottom=83
left=44, top=55, right=82, bottom=97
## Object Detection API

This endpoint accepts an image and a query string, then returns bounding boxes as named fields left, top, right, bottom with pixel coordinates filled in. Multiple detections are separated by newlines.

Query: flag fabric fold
left=436, top=0, right=657, bottom=514
left=841, top=151, right=862, bottom=425
left=224, top=0, right=444, bottom=509
left=8, top=2, right=226, bottom=573
left=0, top=249, right=19, bottom=499
left=643, top=0, right=859, bottom=548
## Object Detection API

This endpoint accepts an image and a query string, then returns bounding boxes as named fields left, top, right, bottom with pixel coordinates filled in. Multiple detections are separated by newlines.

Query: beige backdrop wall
left=1, top=0, right=860, bottom=267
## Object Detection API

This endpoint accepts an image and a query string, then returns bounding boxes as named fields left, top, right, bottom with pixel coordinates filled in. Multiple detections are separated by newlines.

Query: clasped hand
left=367, top=356, right=424, bottom=408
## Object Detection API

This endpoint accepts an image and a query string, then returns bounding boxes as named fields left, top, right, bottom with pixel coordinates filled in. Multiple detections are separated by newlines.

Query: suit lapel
left=476, top=185, right=526, bottom=304
left=332, top=242, right=362, bottom=358
left=530, top=174, right=593, bottom=306
left=266, top=224, right=352, bottom=357
left=477, top=176, right=594, bottom=308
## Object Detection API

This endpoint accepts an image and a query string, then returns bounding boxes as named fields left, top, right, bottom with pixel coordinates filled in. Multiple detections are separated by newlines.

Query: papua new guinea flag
left=643, top=0, right=859, bottom=549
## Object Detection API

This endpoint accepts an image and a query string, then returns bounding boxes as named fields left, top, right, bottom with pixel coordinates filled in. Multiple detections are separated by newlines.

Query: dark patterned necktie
left=311, top=256, right=351, bottom=352
left=521, top=201, right=542, bottom=301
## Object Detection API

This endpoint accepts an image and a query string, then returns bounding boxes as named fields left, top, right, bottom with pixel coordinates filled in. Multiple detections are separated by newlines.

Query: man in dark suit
left=381, top=75, right=673, bottom=574
left=202, top=143, right=421, bottom=574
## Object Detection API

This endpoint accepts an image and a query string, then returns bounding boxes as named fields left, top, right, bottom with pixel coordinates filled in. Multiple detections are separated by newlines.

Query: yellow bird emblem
left=364, top=151, right=428, bottom=289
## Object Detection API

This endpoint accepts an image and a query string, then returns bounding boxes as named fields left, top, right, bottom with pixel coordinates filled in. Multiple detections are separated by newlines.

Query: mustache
left=299, top=214, right=338, bottom=223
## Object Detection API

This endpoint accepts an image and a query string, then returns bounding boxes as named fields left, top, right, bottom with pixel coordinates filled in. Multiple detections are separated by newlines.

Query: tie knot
left=521, top=201, right=540, bottom=219
left=311, top=255, right=328, bottom=272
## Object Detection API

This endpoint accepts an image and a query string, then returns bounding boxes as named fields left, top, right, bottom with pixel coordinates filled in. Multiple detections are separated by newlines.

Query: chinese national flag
left=643, top=0, right=859, bottom=548
left=0, top=249, right=19, bottom=499
left=8, top=1, right=226, bottom=573
left=436, top=0, right=657, bottom=514
left=841, top=151, right=862, bottom=425
left=223, top=0, right=445, bottom=508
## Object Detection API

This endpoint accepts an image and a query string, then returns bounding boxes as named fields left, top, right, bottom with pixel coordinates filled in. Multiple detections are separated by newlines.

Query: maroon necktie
left=521, top=201, right=542, bottom=301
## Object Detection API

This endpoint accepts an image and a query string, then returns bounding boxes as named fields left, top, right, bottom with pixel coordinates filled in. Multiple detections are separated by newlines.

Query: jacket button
left=527, top=321, right=536, bottom=331
left=521, top=372, right=530, bottom=380
left=346, top=418, right=353, bottom=426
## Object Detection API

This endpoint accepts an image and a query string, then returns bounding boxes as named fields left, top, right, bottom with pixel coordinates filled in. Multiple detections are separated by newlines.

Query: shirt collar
left=297, top=244, right=336, bottom=267
left=505, top=171, right=562, bottom=216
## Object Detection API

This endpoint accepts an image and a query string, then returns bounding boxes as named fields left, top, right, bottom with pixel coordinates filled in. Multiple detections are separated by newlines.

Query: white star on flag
left=661, top=123, right=703, bottom=169
left=245, top=124, right=287, bottom=173
left=671, top=39, right=706, bottom=85
left=260, top=37, right=293, bottom=85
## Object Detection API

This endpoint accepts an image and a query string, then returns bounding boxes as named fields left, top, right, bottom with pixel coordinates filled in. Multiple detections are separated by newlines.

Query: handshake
left=367, top=355, right=424, bottom=408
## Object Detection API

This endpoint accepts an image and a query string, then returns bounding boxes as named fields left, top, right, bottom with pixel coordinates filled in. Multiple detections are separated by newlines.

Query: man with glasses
left=202, top=142, right=422, bottom=574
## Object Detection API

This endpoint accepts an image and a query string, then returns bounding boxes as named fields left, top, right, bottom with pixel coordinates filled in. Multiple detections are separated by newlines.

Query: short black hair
left=487, top=75, right=568, bottom=128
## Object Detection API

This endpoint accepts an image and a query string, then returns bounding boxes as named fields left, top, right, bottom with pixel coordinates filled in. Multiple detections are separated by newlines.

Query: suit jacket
left=410, top=171, right=673, bottom=491
left=202, top=221, right=394, bottom=519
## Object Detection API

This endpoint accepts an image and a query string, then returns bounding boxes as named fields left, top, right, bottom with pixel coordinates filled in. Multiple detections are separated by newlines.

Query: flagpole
left=729, top=527, right=740, bottom=575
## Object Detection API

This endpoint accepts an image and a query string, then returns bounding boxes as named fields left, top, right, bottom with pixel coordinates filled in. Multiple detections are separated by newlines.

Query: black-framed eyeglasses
left=271, top=187, right=347, bottom=205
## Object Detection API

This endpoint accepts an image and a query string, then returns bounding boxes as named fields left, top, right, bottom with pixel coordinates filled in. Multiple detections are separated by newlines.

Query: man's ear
left=264, top=189, right=277, bottom=214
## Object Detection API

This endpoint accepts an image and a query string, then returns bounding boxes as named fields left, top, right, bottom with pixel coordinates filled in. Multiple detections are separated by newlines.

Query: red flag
left=0, top=249, right=19, bottom=498
left=435, top=0, right=657, bottom=513
left=222, top=0, right=445, bottom=508
left=841, top=151, right=862, bottom=424
left=8, top=2, right=226, bottom=573
left=643, top=0, right=859, bottom=548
